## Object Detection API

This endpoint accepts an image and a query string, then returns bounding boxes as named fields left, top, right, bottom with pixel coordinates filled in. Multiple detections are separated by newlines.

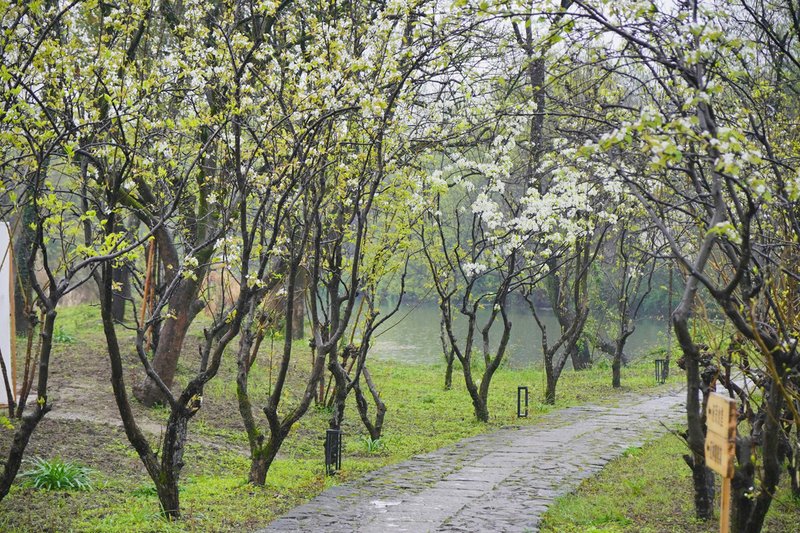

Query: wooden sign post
left=705, top=392, right=737, bottom=533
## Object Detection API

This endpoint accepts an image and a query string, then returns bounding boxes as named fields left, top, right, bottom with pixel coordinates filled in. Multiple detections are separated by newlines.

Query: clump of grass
left=130, top=485, right=158, bottom=498
left=53, top=325, right=76, bottom=344
left=20, top=457, right=94, bottom=491
left=621, top=446, right=642, bottom=457
left=360, top=436, right=385, bottom=454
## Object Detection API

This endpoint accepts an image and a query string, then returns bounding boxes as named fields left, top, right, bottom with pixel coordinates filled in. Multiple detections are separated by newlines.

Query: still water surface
left=369, top=304, right=668, bottom=368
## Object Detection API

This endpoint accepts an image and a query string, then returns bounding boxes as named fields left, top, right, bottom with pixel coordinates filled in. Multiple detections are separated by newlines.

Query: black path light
left=654, top=359, right=668, bottom=384
left=517, top=386, right=529, bottom=418
left=324, top=428, right=342, bottom=476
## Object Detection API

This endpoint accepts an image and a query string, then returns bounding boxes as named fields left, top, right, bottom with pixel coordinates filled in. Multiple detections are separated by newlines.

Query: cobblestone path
left=260, top=387, right=686, bottom=532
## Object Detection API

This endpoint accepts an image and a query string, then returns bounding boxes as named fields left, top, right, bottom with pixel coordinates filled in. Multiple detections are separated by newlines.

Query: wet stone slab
left=257, top=388, right=685, bottom=532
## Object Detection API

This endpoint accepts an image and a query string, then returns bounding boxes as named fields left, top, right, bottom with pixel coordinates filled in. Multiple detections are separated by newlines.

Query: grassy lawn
left=540, top=432, right=800, bottom=532
left=1, top=304, right=683, bottom=532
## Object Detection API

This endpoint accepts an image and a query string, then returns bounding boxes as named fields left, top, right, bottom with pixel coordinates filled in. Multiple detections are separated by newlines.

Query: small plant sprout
left=360, top=436, right=385, bottom=454
left=52, top=326, right=75, bottom=344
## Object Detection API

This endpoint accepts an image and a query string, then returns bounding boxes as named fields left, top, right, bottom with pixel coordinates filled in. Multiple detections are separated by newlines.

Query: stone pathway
left=260, top=386, right=686, bottom=532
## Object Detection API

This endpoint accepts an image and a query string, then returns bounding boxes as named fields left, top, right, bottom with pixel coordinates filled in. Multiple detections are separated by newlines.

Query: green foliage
left=130, top=485, right=159, bottom=498
left=20, top=457, right=94, bottom=491
left=314, top=403, right=334, bottom=415
left=52, top=325, right=75, bottom=344
left=593, top=358, right=611, bottom=370
left=360, top=436, right=385, bottom=454
left=621, top=446, right=641, bottom=458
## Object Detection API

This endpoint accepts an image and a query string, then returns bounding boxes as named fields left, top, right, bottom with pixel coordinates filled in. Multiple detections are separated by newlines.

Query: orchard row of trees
left=1, top=1, right=798, bottom=531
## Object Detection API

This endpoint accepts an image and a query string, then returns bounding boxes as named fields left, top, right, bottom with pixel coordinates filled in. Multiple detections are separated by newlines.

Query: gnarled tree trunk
left=354, top=367, right=386, bottom=441
left=440, top=316, right=454, bottom=390
left=134, top=224, right=208, bottom=407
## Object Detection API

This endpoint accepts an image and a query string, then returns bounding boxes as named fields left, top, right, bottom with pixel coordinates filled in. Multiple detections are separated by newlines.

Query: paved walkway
left=260, top=386, right=686, bottom=532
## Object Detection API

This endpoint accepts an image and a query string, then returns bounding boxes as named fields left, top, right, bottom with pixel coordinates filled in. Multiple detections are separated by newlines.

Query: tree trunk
left=354, top=367, right=386, bottom=441
left=328, top=353, right=348, bottom=430
left=545, top=363, right=557, bottom=405
left=14, top=320, right=39, bottom=419
left=440, top=317, right=454, bottom=390
left=546, top=262, right=591, bottom=372
left=157, top=412, right=189, bottom=519
left=100, top=258, right=175, bottom=521
left=111, top=264, right=130, bottom=323
left=670, top=207, right=719, bottom=521
left=688, top=455, right=715, bottom=520
left=731, top=380, right=784, bottom=533
left=134, top=284, right=198, bottom=406
left=249, top=432, right=285, bottom=485
left=236, top=316, right=266, bottom=484
left=472, top=394, right=489, bottom=423
left=459, top=350, right=490, bottom=422
left=0, top=408, right=47, bottom=500
left=291, top=290, right=305, bottom=340
left=570, top=340, right=591, bottom=370
left=676, top=314, right=715, bottom=520
left=12, top=205, right=34, bottom=335
left=249, top=452, right=269, bottom=485
left=133, top=217, right=211, bottom=407
left=155, top=480, right=180, bottom=520
left=0, top=308, right=55, bottom=501
left=612, top=336, right=629, bottom=388
left=444, top=355, right=454, bottom=390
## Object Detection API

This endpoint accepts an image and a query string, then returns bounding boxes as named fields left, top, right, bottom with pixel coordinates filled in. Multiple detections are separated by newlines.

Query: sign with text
left=707, top=392, right=737, bottom=438
left=0, top=222, right=16, bottom=407
left=705, top=392, right=737, bottom=533
left=705, top=429, right=735, bottom=477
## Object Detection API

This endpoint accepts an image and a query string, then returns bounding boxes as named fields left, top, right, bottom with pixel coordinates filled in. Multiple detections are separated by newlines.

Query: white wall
left=0, top=222, right=16, bottom=406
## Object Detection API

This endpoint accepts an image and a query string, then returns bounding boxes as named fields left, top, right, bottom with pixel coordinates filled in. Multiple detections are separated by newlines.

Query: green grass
left=77, top=468, right=321, bottom=532
left=540, top=432, right=800, bottom=533
left=1, top=303, right=685, bottom=532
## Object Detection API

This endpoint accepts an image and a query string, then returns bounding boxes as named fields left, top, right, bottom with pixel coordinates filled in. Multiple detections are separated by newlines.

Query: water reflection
left=369, top=304, right=668, bottom=368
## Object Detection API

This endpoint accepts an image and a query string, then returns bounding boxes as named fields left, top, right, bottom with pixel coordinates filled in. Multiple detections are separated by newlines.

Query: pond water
left=369, top=304, right=668, bottom=368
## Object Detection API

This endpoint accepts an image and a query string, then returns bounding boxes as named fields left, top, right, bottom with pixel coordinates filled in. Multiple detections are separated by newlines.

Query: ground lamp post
left=324, top=428, right=342, bottom=476
left=517, top=386, right=529, bottom=418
